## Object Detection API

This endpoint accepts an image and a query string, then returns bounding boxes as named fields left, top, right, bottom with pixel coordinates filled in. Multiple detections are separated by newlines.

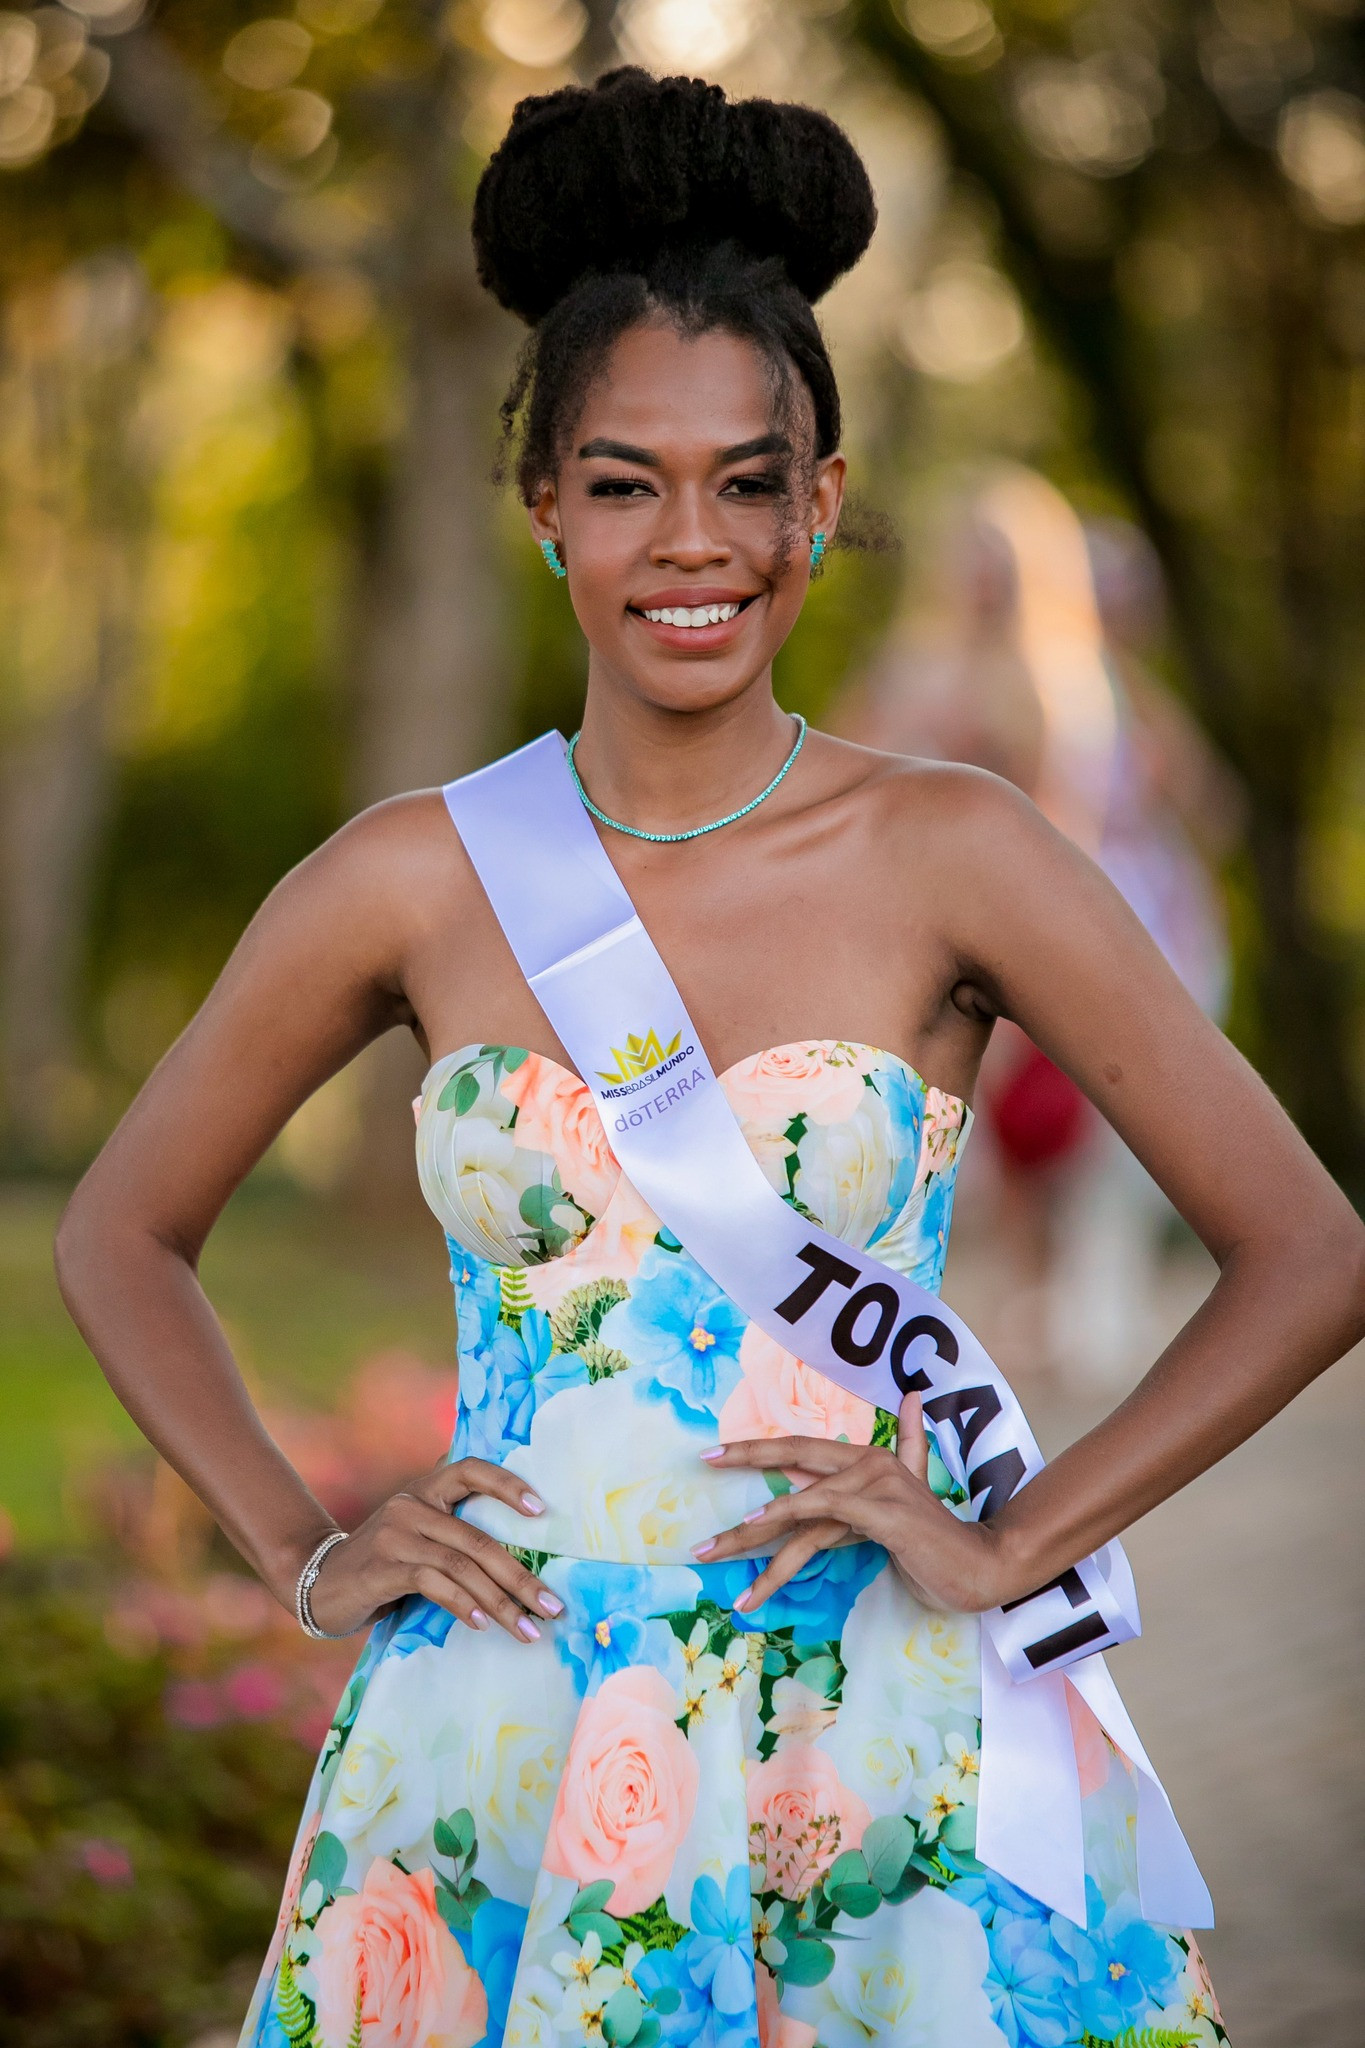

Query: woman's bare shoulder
left=809, top=729, right=1038, bottom=846
left=278, top=785, right=479, bottom=920
left=220, top=786, right=490, bottom=1008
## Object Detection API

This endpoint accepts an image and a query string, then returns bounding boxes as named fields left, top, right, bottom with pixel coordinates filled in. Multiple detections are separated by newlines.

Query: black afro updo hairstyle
left=472, top=67, right=877, bottom=506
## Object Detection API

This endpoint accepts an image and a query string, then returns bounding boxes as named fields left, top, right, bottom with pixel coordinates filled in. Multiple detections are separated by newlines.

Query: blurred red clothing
left=985, top=1041, right=1090, bottom=1172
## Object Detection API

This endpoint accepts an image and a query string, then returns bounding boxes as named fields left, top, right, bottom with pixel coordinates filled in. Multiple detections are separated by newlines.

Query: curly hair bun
left=473, top=67, right=877, bottom=325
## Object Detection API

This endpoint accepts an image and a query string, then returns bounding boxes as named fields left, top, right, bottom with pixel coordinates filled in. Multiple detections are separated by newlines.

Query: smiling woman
left=54, top=59, right=1365, bottom=2048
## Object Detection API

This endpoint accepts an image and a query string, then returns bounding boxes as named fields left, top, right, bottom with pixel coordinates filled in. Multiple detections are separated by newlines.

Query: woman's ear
left=813, top=452, right=847, bottom=544
left=528, top=479, right=561, bottom=549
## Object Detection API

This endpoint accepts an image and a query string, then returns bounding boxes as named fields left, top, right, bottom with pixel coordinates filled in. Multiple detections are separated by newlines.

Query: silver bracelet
left=295, top=1529, right=362, bottom=1640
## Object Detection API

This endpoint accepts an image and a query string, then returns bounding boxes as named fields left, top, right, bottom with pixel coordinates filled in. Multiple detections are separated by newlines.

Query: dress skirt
left=239, top=1544, right=1227, bottom=2048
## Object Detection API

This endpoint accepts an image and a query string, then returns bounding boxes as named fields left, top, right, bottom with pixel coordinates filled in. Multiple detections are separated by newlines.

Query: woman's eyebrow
left=577, top=437, right=660, bottom=464
left=715, top=433, right=792, bottom=463
left=575, top=432, right=794, bottom=466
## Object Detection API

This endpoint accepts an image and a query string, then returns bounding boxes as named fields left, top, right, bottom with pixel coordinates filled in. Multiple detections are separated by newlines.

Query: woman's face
left=530, top=321, right=844, bottom=715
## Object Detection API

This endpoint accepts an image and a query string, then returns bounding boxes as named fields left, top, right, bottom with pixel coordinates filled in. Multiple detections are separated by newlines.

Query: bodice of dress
left=414, top=1039, right=971, bottom=1562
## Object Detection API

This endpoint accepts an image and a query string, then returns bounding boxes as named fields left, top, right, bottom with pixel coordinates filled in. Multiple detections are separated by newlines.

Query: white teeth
left=641, top=602, right=741, bottom=626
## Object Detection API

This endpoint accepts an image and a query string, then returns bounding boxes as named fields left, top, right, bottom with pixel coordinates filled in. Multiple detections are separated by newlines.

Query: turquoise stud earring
left=540, top=537, right=566, bottom=579
left=810, top=530, right=827, bottom=570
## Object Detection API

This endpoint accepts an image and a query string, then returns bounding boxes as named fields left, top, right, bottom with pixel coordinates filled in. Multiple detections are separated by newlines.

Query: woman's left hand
left=692, top=1391, right=1012, bottom=1616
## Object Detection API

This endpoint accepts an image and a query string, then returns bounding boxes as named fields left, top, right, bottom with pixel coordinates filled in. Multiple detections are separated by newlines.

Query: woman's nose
left=650, top=490, right=730, bottom=569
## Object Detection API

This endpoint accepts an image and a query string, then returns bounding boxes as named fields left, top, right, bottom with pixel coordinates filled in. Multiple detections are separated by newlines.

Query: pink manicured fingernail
left=699, top=1447, right=725, bottom=1462
left=537, top=1592, right=563, bottom=1616
left=691, top=1537, right=717, bottom=1557
left=733, top=1590, right=754, bottom=1612
left=516, top=1616, right=541, bottom=1641
left=742, top=1508, right=767, bottom=1524
left=468, top=1609, right=489, bottom=1630
left=521, top=1492, right=545, bottom=1514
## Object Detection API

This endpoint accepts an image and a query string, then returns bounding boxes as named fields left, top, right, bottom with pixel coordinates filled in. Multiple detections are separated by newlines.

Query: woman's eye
left=722, top=472, right=782, bottom=498
left=587, top=476, right=656, bottom=498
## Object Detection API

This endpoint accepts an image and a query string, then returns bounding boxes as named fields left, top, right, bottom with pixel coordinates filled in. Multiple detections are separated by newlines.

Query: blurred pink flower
left=80, top=1838, right=133, bottom=1887
left=343, top=1351, right=458, bottom=1489
left=201, top=1572, right=275, bottom=1637
left=224, top=1661, right=289, bottom=1719
left=262, top=1408, right=370, bottom=1527
left=107, top=1581, right=210, bottom=1655
left=262, top=1352, right=458, bottom=1527
left=165, top=1679, right=224, bottom=1729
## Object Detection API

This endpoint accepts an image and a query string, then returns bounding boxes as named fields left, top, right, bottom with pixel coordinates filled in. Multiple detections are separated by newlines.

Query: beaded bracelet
left=295, top=1529, right=363, bottom=1640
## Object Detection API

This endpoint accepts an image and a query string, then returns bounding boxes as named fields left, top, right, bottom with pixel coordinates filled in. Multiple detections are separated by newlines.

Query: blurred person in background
left=844, top=470, right=1243, bottom=1390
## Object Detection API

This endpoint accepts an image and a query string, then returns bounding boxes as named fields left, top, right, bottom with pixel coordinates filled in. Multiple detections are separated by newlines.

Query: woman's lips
left=627, top=592, right=759, bottom=651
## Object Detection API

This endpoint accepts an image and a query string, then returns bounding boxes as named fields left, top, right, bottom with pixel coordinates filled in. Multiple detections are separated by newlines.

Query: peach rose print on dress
left=501, top=1053, right=621, bottom=1220
left=718, top=1325, right=875, bottom=1459
left=723, top=1042, right=869, bottom=1131
left=525, top=1174, right=658, bottom=1308
left=917, top=1086, right=966, bottom=1182
left=543, top=1665, right=699, bottom=1915
left=310, top=1856, right=487, bottom=2048
left=262, top=1813, right=319, bottom=1979
left=1067, top=1682, right=1121, bottom=1799
left=747, top=1742, right=871, bottom=1901
left=756, top=1960, right=819, bottom=2048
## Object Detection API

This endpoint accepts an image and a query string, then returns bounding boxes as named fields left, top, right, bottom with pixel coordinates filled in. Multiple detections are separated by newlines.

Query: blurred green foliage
left=0, top=1181, right=458, bottom=1547
left=0, top=1556, right=312, bottom=2047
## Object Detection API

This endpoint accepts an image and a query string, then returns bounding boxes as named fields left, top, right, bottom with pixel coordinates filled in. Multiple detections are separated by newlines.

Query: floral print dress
left=241, top=1040, right=1227, bottom=2048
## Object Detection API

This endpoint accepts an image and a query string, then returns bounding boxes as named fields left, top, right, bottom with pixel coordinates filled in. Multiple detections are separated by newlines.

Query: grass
left=0, top=1177, right=458, bottom=1548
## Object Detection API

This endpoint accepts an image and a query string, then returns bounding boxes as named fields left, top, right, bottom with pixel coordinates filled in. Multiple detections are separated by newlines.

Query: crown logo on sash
left=596, top=1027, right=682, bottom=1086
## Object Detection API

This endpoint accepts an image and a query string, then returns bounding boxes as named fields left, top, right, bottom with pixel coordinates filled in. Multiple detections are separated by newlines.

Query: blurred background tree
left=852, top=0, right=1365, bottom=1189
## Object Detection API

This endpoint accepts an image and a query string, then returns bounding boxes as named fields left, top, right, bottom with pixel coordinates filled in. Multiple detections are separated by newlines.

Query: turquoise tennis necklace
left=567, top=716, right=807, bottom=845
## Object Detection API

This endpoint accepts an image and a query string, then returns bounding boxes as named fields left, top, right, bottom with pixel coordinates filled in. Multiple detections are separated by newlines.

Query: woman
left=56, top=70, right=1363, bottom=2048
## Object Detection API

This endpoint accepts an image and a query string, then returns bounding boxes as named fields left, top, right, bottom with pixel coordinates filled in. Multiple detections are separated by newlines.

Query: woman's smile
left=627, top=584, right=763, bottom=653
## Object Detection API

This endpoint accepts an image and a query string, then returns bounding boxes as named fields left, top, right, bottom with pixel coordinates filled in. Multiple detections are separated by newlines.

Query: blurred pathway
left=946, top=1242, right=1365, bottom=2047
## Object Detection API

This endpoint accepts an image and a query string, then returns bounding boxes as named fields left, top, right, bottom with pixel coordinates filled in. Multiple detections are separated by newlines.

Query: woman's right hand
left=304, top=1457, right=563, bottom=1643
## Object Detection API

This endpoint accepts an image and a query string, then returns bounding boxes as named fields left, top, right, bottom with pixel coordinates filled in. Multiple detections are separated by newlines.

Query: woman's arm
left=55, top=795, right=559, bottom=1642
left=702, top=770, right=1365, bottom=1610
left=958, top=775, right=1365, bottom=1594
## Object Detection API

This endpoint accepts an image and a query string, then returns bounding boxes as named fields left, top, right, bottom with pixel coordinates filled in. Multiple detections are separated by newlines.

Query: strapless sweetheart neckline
left=420, top=1037, right=969, bottom=1116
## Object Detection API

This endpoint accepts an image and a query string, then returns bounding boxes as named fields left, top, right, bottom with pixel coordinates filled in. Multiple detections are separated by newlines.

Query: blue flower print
left=703, top=1541, right=884, bottom=1638
left=906, top=1170, right=956, bottom=1292
left=866, top=1061, right=924, bottom=1235
left=599, top=1249, right=746, bottom=1426
left=248, top=1991, right=290, bottom=2048
left=465, top=1896, right=528, bottom=2048
left=632, top=1941, right=714, bottom=2047
left=551, top=1561, right=700, bottom=1695
left=687, top=1867, right=759, bottom=2021
left=1051, top=1881, right=1181, bottom=2040
left=453, top=1404, right=502, bottom=1465
left=450, top=1243, right=501, bottom=1351
left=985, top=1914, right=1080, bottom=2048
left=379, top=1593, right=457, bottom=1662
left=487, top=1308, right=587, bottom=1445
left=451, top=1258, right=510, bottom=1461
left=941, top=1851, right=1051, bottom=1930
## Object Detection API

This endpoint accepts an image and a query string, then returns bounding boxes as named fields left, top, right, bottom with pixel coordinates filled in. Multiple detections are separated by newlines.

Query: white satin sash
left=442, top=731, right=1211, bottom=1929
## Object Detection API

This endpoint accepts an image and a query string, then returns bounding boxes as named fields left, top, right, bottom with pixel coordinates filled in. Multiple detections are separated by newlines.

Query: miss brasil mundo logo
left=596, top=1027, right=682, bottom=1087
